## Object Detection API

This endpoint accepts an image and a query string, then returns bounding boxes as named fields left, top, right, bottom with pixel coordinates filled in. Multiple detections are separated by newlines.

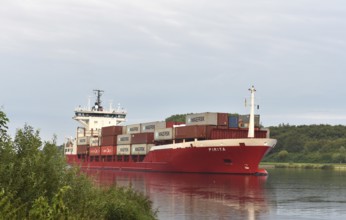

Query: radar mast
left=93, top=89, right=104, bottom=111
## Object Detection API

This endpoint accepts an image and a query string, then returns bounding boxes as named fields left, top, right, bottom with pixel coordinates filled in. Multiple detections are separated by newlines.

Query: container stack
left=131, top=132, right=155, bottom=155
left=174, top=112, right=229, bottom=141
left=100, top=126, right=123, bottom=157
left=76, top=127, right=102, bottom=156
left=116, top=134, right=131, bottom=156
left=175, top=125, right=216, bottom=140
left=76, top=134, right=89, bottom=155
left=75, top=112, right=266, bottom=161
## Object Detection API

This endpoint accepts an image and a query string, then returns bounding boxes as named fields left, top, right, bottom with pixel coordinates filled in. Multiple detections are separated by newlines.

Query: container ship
left=64, top=86, right=277, bottom=175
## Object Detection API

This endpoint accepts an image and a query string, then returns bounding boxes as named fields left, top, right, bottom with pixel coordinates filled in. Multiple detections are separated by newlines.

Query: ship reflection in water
left=83, top=169, right=271, bottom=220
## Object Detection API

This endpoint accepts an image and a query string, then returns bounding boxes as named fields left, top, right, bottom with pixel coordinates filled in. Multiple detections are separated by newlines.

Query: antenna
left=109, top=100, right=113, bottom=111
left=88, top=96, right=92, bottom=110
left=93, top=89, right=104, bottom=107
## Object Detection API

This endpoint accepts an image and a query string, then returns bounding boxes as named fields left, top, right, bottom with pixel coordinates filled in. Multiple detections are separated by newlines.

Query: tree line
left=264, top=124, right=346, bottom=163
left=0, top=110, right=157, bottom=219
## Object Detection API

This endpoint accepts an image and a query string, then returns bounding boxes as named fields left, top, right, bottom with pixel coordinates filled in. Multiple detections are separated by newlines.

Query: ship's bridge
left=74, top=109, right=126, bottom=119
left=73, top=89, right=127, bottom=132
left=73, top=106, right=127, bottom=131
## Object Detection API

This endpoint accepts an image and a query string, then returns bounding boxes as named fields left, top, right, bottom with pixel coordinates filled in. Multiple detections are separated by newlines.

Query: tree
left=165, top=114, right=188, bottom=122
left=0, top=110, right=15, bottom=193
left=278, top=150, right=289, bottom=161
left=0, top=109, right=157, bottom=219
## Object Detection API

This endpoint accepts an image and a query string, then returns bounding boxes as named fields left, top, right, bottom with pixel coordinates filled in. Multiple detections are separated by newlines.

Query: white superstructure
left=64, top=90, right=127, bottom=155
left=74, top=90, right=126, bottom=130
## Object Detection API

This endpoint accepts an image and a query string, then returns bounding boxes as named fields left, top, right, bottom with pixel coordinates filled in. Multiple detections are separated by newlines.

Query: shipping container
left=217, top=113, right=229, bottom=126
left=238, top=115, right=260, bottom=128
left=89, top=137, right=100, bottom=147
left=166, top=121, right=185, bottom=128
left=101, top=146, right=116, bottom=155
left=228, top=115, right=239, bottom=128
left=126, top=124, right=141, bottom=134
left=154, top=128, right=174, bottom=141
left=117, top=134, right=132, bottom=145
left=186, top=112, right=228, bottom=126
left=117, top=145, right=131, bottom=155
left=255, top=130, right=268, bottom=138
left=175, top=125, right=216, bottom=139
left=101, top=136, right=117, bottom=146
left=91, top=129, right=102, bottom=137
left=89, top=146, right=100, bottom=156
left=141, top=121, right=166, bottom=133
left=101, top=126, right=123, bottom=136
left=77, top=145, right=88, bottom=154
left=77, top=137, right=89, bottom=146
left=210, top=128, right=267, bottom=139
left=84, top=129, right=101, bottom=137
left=131, top=144, right=154, bottom=155
left=131, top=133, right=154, bottom=144
left=122, top=126, right=127, bottom=134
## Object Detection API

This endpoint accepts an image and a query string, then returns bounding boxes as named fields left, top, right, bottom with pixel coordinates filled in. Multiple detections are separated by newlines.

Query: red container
left=210, top=128, right=268, bottom=139
left=174, top=125, right=216, bottom=139
left=101, top=126, right=123, bottom=136
left=211, top=129, right=246, bottom=139
left=89, top=146, right=100, bottom=155
left=101, top=136, right=117, bottom=146
left=101, top=146, right=116, bottom=155
left=255, top=130, right=267, bottom=138
left=77, top=145, right=88, bottom=154
left=131, top=133, right=154, bottom=144
left=217, top=113, right=229, bottom=126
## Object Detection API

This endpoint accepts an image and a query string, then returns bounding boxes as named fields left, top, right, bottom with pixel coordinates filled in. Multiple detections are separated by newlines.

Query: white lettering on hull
left=208, top=147, right=226, bottom=152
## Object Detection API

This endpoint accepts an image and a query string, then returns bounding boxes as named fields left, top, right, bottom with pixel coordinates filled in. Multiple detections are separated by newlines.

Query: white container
left=122, top=126, right=127, bottom=134
left=141, top=121, right=166, bottom=133
left=126, top=124, right=141, bottom=134
left=154, top=128, right=174, bottom=141
left=186, top=112, right=218, bottom=125
left=77, top=137, right=90, bottom=146
left=131, top=144, right=154, bottom=155
left=117, top=134, right=132, bottom=145
left=89, top=137, right=100, bottom=147
left=116, top=145, right=131, bottom=155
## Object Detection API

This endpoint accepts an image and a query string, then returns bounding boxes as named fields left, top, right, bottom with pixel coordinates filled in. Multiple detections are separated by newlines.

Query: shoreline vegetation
left=263, top=124, right=346, bottom=164
left=0, top=110, right=157, bottom=219
left=260, top=162, right=346, bottom=170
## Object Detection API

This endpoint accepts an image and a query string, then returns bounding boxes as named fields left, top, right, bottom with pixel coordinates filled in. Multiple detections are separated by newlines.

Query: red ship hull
left=67, top=138, right=275, bottom=175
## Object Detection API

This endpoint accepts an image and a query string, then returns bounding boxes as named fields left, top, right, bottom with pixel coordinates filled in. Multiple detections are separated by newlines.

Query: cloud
left=1, top=0, right=346, bottom=143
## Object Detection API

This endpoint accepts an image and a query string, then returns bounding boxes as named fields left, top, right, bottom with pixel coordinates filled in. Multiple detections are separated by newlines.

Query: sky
left=1, top=0, right=346, bottom=144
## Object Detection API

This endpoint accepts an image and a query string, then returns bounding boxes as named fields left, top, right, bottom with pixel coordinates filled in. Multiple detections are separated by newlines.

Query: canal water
left=84, top=168, right=346, bottom=220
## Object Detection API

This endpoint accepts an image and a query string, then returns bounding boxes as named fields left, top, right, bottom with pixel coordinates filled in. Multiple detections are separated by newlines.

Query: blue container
left=228, top=115, right=239, bottom=128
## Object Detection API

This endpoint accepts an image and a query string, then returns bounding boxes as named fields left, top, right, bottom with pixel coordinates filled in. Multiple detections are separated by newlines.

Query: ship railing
left=75, top=107, right=127, bottom=114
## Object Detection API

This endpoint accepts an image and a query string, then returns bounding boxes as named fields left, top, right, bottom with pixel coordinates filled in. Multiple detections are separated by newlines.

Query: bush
left=0, top=110, right=157, bottom=219
left=278, top=150, right=289, bottom=161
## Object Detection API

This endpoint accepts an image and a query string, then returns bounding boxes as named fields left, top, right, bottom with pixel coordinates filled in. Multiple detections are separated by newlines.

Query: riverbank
left=260, top=162, right=346, bottom=170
